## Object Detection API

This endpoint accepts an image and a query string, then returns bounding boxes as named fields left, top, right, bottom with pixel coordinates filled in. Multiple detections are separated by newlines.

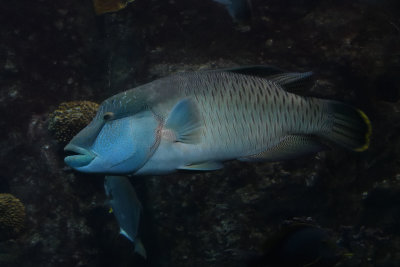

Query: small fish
left=104, top=176, right=146, bottom=258
left=93, top=0, right=135, bottom=15
left=212, top=0, right=252, bottom=21
left=64, top=66, right=371, bottom=175
left=248, top=224, right=341, bottom=267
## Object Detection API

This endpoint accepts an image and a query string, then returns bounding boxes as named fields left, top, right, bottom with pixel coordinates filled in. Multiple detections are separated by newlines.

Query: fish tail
left=321, top=101, right=371, bottom=151
left=134, top=238, right=147, bottom=259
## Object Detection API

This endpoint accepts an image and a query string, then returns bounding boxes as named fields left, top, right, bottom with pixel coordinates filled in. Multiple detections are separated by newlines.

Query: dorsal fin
left=268, top=71, right=314, bottom=93
left=208, top=65, right=315, bottom=93
left=214, top=65, right=285, bottom=78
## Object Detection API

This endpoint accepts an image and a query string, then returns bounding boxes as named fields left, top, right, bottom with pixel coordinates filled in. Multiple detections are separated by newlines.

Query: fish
left=212, top=0, right=252, bottom=21
left=247, top=224, right=341, bottom=267
left=104, top=176, right=146, bottom=258
left=64, top=65, right=372, bottom=175
left=93, top=0, right=135, bottom=15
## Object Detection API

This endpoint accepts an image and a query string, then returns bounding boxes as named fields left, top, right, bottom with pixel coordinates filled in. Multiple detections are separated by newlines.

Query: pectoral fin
left=179, top=161, right=224, bottom=171
left=239, top=135, right=326, bottom=161
left=165, top=99, right=202, bottom=144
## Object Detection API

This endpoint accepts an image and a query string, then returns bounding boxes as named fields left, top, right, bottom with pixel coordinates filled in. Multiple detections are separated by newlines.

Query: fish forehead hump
left=95, top=75, right=186, bottom=120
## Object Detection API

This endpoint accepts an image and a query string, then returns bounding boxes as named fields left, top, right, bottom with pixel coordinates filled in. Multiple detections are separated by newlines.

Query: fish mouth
left=64, top=144, right=96, bottom=168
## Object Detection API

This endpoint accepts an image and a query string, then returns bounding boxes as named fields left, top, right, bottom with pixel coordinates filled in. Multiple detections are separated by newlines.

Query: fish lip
left=64, top=144, right=96, bottom=168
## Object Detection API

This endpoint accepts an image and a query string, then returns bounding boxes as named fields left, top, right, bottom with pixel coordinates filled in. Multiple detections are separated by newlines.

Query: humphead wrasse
left=64, top=66, right=371, bottom=175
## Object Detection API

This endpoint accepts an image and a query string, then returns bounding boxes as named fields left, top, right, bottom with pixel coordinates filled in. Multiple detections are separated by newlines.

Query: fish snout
left=64, top=144, right=96, bottom=168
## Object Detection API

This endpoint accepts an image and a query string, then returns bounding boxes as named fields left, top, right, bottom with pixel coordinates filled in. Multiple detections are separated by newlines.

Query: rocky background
left=0, top=0, right=399, bottom=266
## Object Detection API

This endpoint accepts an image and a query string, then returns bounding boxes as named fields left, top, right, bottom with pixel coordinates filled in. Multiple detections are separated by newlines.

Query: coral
left=0, top=193, right=25, bottom=240
left=48, top=101, right=99, bottom=143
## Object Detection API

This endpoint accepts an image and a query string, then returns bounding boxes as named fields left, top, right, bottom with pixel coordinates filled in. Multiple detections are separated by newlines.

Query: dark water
left=0, top=0, right=399, bottom=266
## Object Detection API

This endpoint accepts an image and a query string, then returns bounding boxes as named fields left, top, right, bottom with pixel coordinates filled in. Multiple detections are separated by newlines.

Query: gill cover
left=65, top=109, right=161, bottom=174
left=90, top=111, right=160, bottom=173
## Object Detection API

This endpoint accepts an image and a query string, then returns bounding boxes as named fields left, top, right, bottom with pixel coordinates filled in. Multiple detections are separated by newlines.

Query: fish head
left=64, top=95, right=160, bottom=174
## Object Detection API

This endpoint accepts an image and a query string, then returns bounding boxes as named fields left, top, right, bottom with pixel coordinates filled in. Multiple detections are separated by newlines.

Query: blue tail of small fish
left=322, top=101, right=372, bottom=151
left=212, top=0, right=251, bottom=21
left=134, top=238, right=147, bottom=259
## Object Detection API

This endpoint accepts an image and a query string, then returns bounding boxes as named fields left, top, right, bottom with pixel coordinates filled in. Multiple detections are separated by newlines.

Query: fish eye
left=103, top=112, right=114, bottom=121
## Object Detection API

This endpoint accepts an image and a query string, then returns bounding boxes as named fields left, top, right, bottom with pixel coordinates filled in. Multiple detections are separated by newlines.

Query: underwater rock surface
left=0, top=0, right=399, bottom=266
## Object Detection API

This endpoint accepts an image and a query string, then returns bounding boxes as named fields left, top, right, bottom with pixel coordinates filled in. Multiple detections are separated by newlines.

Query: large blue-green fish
left=104, top=176, right=146, bottom=258
left=64, top=66, right=371, bottom=175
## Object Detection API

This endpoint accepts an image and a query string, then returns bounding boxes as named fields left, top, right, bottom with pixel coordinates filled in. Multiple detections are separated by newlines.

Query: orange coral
left=48, top=101, right=99, bottom=144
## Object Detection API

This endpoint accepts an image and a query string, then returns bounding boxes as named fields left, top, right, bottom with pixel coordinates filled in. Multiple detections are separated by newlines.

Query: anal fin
left=179, top=161, right=224, bottom=171
left=239, top=135, right=326, bottom=162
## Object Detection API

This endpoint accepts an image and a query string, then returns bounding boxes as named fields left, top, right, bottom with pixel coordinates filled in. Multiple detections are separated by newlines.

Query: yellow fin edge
left=93, top=0, right=134, bottom=15
left=354, top=109, right=372, bottom=152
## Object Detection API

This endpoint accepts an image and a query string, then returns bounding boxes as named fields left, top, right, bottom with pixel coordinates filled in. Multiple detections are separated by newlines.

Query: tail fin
left=134, top=238, right=147, bottom=259
left=322, top=101, right=371, bottom=151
